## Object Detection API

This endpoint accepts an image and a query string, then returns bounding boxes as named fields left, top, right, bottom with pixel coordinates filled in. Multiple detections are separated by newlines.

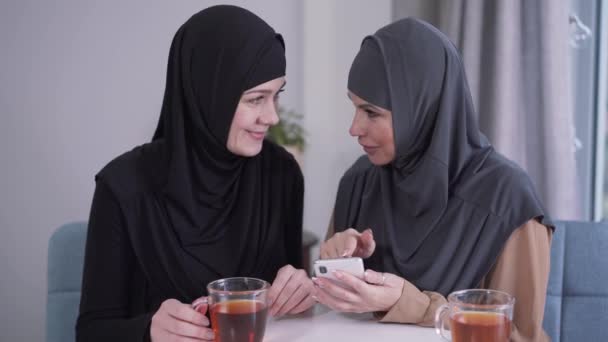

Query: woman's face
left=227, top=77, right=285, bottom=156
left=348, top=91, right=395, bottom=165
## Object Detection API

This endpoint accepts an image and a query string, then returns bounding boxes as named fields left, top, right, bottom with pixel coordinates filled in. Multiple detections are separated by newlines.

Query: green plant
left=268, top=106, right=306, bottom=151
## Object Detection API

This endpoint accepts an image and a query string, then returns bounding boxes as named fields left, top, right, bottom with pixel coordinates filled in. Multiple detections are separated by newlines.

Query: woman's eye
left=365, top=109, right=379, bottom=118
left=274, top=88, right=285, bottom=101
left=248, top=96, right=265, bottom=105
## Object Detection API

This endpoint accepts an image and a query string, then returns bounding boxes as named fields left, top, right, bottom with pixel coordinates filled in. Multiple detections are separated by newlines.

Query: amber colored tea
left=451, top=311, right=511, bottom=342
left=210, top=299, right=268, bottom=342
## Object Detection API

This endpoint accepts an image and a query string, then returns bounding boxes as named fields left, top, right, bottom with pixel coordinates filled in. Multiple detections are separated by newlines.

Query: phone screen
left=313, top=257, right=365, bottom=281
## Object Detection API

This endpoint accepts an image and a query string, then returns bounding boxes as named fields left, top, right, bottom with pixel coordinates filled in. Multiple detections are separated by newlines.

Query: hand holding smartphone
left=313, top=257, right=365, bottom=283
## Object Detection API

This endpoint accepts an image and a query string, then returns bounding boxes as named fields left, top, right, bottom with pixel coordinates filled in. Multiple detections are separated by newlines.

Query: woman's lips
left=361, top=144, right=378, bottom=154
left=248, top=130, right=266, bottom=140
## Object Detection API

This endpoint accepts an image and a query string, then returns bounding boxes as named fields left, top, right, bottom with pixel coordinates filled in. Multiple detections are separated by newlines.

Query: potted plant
left=267, top=106, right=306, bottom=168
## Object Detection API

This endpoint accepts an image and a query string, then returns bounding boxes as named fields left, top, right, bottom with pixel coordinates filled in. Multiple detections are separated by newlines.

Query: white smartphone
left=313, top=257, right=365, bottom=282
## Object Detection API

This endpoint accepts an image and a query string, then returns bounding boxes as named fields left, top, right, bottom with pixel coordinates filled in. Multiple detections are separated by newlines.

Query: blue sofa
left=46, top=220, right=608, bottom=341
left=543, top=220, right=608, bottom=341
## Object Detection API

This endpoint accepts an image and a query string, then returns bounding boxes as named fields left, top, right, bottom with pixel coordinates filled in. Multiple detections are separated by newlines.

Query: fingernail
left=312, top=295, right=319, bottom=301
left=313, top=278, right=324, bottom=288
left=366, top=228, right=373, bottom=235
left=341, top=250, right=350, bottom=257
left=333, top=270, right=343, bottom=279
left=206, top=331, right=215, bottom=340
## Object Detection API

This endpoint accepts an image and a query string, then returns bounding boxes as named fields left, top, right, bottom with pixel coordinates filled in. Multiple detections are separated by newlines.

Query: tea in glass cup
left=193, top=277, right=269, bottom=342
left=435, top=289, right=514, bottom=342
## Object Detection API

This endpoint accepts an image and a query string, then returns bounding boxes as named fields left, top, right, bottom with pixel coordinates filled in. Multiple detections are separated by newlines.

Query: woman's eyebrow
left=244, top=80, right=287, bottom=95
left=347, top=93, right=382, bottom=111
left=358, top=103, right=381, bottom=111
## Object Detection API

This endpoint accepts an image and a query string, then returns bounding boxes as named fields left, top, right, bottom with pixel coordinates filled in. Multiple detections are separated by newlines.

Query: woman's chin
left=367, top=154, right=391, bottom=166
left=234, top=143, right=263, bottom=157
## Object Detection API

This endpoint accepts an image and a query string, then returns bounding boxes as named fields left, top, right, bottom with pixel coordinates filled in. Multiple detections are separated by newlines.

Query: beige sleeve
left=480, top=219, right=552, bottom=342
left=377, top=280, right=446, bottom=326
left=377, top=219, right=552, bottom=341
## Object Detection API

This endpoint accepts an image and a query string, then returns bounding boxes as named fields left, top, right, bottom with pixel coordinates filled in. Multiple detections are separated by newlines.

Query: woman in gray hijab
left=313, top=18, right=553, bottom=341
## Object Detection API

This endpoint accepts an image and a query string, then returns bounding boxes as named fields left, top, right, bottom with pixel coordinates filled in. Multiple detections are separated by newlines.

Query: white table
left=265, top=305, right=442, bottom=341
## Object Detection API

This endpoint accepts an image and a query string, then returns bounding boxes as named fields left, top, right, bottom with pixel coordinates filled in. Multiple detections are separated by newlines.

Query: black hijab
left=97, top=5, right=303, bottom=303
left=334, top=18, right=552, bottom=296
left=151, top=4, right=286, bottom=244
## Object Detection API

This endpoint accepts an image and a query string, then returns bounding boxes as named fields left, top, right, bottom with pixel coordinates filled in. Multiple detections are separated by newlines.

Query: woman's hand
left=313, top=269, right=404, bottom=313
left=320, top=228, right=376, bottom=259
left=150, top=298, right=214, bottom=341
left=267, top=264, right=316, bottom=317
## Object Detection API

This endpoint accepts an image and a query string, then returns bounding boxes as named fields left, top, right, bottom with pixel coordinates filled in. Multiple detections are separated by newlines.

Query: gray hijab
left=334, top=18, right=552, bottom=296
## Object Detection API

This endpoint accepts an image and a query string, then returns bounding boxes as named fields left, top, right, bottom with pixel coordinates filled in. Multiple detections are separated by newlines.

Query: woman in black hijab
left=314, top=18, right=553, bottom=341
left=76, top=5, right=314, bottom=342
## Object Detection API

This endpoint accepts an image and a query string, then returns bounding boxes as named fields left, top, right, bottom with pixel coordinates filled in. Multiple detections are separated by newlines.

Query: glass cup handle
left=434, top=304, right=451, bottom=341
left=191, top=296, right=209, bottom=313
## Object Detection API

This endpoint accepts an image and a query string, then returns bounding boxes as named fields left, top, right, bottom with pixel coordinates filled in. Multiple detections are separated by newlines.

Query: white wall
left=392, top=0, right=441, bottom=24
left=0, top=0, right=398, bottom=340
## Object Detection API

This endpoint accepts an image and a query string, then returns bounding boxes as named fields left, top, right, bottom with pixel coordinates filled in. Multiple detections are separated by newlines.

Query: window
left=570, top=0, right=608, bottom=220
left=593, top=0, right=608, bottom=219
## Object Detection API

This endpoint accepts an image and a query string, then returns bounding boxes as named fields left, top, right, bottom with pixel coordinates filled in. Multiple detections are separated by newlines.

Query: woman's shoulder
left=477, top=152, right=531, bottom=185
left=261, top=140, right=303, bottom=176
left=341, top=155, right=374, bottom=181
left=331, top=155, right=375, bottom=196
left=456, top=151, right=543, bottom=218
left=95, top=141, right=166, bottom=199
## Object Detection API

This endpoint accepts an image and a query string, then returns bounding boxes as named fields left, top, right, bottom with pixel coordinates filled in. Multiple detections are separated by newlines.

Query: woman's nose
left=259, top=104, right=280, bottom=126
left=349, top=112, right=364, bottom=137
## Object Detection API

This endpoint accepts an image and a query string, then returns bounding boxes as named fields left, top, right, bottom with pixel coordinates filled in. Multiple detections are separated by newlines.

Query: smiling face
left=348, top=91, right=396, bottom=166
left=226, top=77, right=286, bottom=156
